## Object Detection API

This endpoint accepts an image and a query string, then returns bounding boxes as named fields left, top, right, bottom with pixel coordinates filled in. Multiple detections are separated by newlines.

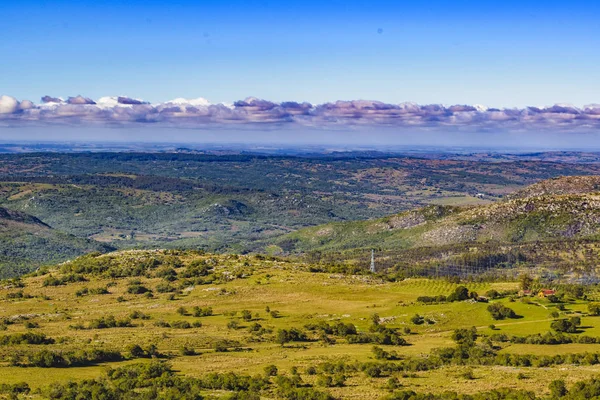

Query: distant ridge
left=268, top=176, right=600, bottom=256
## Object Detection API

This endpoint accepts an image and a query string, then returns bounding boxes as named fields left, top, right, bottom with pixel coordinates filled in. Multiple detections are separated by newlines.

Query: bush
left=156, top=282, right=176, bottom=293
left=0, top=332, right=54, bottom=345
left=447, top=286, right=471, bottom=302
left=127, top=284, right=150, bottom=294
left=180, top=345, right=196, bottom=356
left=276, top=328, right=308, bottom=346
left=549, top=379, right=567, bottom=398
left=129, top=310, right=150, bottom=320
left=551, top=317, right=580, bottom=333
left=177, top=307, right=188, bottom=316
left=264, top=364, right=278, bottom=377
left=241, top=310, right=253, bottom=321
left=487, top=303, right=517, bottom=320
left=589, top=303, right=600, bottom=316
left=193, top=306, right=213, bottom=317
left=86, top=315, right=133, bottom=329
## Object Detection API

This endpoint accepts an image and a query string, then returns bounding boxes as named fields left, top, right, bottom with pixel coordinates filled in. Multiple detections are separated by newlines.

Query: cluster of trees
left=42, top=360, right=335, bottom=400
left=75, top=286, right=109, bottom=297
left=276, top=328, right=309, bottom=346
left=58, top=251, right=190, bottom=279
left=0, top=332, right=54, bottom=345
left=551, top=317, right=581, bottom=333
left=487, top=303, right=518, bottom=320
left=9, top=348, right=124, bottom=368
left=193, top=306, right=214, bottom=317
left=417, top=286, right=480, bottom=304
left=70, top=315, right=134, bottom=330
left=372, top=346, right=400, bottom=361
left=385, top=377, right=600, bottom=400
left=491, top=331, right=600, bottom=345
left=154, top=320, right=202, bottom=329
left=0, top=382, right=30, bottom=397
left=43, top=273, right=87, bottom=287
left=301, top=317, right=409, bottom=346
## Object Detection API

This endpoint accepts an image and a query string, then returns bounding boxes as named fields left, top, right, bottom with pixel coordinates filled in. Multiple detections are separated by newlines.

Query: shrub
left=589, top=303, right=600, bottom=316
left=156, top=282, right=176, bottom=293
left=0, top=332, right=54, bottom=345
left=180, top=345, right=196, bottom=356
left=170, top=320, right=192, bottom=329
left=241, top=310, right=252, bottom=321
left=127, top=284, right=150, bottom=294
left=551, top=318, right=580, bottom=333
left=549, top=379, right=567, bottom=398
left=276, top=328, right=308, bottom=346
left=264, top=365, right=278, bottom=377
left=227, top=320, right=239, bottom=330
left=176, top=307, right=187, bottom=316
left=193, top=306, right=213, bottom=317
left=129, top=311, right=150, bottom=320
left=487, top=303, right=517, bottom=320
left=447, top=286, right=470, bottom=302
left=125, top=344, right=146, bottom=358
left=87, top=315, right=133, bottom=329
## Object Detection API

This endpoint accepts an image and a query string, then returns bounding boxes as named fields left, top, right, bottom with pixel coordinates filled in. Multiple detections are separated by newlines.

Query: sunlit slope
left=271, top=176, right=600, bottom=254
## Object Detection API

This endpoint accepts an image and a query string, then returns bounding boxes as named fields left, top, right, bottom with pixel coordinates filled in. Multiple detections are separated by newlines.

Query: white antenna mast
left=370, top=249, right=376, bottom=273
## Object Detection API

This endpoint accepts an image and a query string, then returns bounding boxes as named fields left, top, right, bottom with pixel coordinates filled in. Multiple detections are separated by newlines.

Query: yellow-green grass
left=0, top=250, right=598, bottom=398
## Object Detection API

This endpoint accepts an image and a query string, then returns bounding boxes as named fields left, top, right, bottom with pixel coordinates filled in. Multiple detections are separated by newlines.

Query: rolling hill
left=0, top=206, right=114, bottom=278
left=266, top=176, right=600, bottom=261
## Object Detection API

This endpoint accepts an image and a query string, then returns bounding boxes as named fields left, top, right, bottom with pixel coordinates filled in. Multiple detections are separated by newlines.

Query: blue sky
left=2, top=0, right=600, bottom=107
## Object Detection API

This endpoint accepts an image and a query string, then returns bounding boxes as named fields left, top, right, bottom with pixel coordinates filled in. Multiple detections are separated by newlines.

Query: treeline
left=386, top=376, right=600, bottom=400
left=0, top=332, right=54, bottom=345
left=299, top=317, right=409, bottom=346
left=491, top=332, right=600, bottom=345
left=9, top=348, right=123, bottom=368
left=43, top=360, right=334, bottom=400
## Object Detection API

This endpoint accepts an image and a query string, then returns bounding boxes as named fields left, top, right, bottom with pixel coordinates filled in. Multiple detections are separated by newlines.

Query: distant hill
left=0, top=207, right=114, bottom=278
left=268, top=176, right=600, bottom=257
left=506, top=175, right=600, bottom=199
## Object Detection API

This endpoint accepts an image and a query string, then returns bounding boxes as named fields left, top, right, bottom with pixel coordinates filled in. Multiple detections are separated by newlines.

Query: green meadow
left=2, top=250, right=600, bottom=399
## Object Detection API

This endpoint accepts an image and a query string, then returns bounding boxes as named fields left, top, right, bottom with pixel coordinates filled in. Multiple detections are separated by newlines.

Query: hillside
left=0, top=207, right=114, bottom=278
left=507, top=175, right=600, bottom=200
left=267, top=176, right=600, bottom=263
left=3, top=249, right=600, bottom=399
left=4, top=152, right=600, bottom=254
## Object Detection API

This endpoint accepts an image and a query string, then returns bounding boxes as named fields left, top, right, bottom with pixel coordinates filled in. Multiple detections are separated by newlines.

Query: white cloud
left=0, top=95, right=19, bottom=114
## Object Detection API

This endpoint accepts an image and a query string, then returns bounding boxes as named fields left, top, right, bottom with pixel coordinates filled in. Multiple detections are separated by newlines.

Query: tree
left=264, top=365, right=278, bottom=377
left=589, top=303, right=600, bottom=316
left=276, top=329, right=290, bottom=347
left=451, top=327, right=477, bottom=346
left=519, top=274, right=533, bottom=291
left=447, top=286, right=470, bottom=302
left=241, top=310, right=252, bottom=321
left=549, top=380, right=567, bottom=398
left=551, top=318, right=580, bottom=333
left=487, top=303, right=517, bottom=320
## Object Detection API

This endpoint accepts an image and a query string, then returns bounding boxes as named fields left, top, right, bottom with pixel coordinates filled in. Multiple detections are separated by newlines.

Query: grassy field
left=2, top=250, right=600, bottom=398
